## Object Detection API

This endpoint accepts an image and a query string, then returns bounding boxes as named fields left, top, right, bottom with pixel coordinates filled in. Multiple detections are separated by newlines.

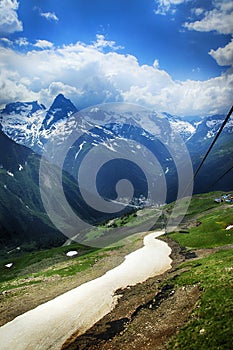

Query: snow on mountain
left=1, top=101, right=46, bottom=116
left=204, top=115, right=233, bottom=139
left=0, top=96, right=232, bottom=221
left=0, top=95, right=232, bottom=159
left=186, top=114, right=233, bottom=149
left=42, top=94, right=77, bottom=129
left=0, top=94, right=78, bottom=153
left=167, top=117, right=196, bottom=141
left=0, top=101, right=46, bottom=152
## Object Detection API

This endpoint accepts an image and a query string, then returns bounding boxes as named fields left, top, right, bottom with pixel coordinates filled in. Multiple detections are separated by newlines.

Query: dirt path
left=1, top=233, right=229, bottom=350
left=0, top=231, right=172, bottom=350
left=61, top=238, right=219, bottom=350
left=0, top=233, right=145, bottom=327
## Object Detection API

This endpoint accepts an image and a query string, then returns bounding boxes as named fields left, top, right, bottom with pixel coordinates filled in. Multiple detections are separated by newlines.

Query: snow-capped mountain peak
left=0, top=94, right=79, bottom=153
left=0, top=95, right=232, bottom=159
left=42, top=94, right=78, bottom=129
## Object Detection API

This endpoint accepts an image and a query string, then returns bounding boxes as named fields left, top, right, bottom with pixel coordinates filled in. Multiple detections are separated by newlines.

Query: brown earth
left=61, top=238, right=206, bottom=350
left=0, top=234, right=145, bottom=327
left=0, top=235, right=227, bottom=350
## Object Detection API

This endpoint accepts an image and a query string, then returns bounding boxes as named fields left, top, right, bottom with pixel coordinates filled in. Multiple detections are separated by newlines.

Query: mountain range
left=1, top=94, right=232, bottom=192
left=0, top=124, right=120, bottom=255
left=1, top=94, right=232, bottom=155
left=0, top=94, right=232, bottom=253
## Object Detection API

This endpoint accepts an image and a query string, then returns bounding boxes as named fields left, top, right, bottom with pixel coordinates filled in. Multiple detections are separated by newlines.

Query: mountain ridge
left=1, top=94, right=232, bottom=197
left=42, top=94, right=78, bottom=129
left=0, top=129, right=65, bottom=252
left=0, top=96, right=232, bottom=253
left=1, top=95, right=232, bottom=155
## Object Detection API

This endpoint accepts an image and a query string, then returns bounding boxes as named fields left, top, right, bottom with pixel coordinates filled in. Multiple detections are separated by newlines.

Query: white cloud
left=0, top=57, right=38, bottom=105
left=15, top=37, right=29, bottom=46
left=0, top=36, right=232, bottom=116
left=39, top=82, right=84, bottom=107
left=154, top=0, right=233, bottom=35
left=191, top=8, right=204, bottom=17
left=159, top=0, right=233, bottom=73
left=40, top=11, right=59, bottom=22
left=91, top=34, right=123, bottom=51
left=153, top=59, right=160, bottom=68
left=154, top=0, right=187, bottom=15
left=0, top=0, right=23, bottom=33
left=184, top=1, right=233, bottom=72
left=192, top=67, right=201, bottom=73
left=209, top=39, right=233, bottom=67
left=0, top=37, right=13, bottom=46
left=184, top=1, right=233, bottom=35
left=34, top=40, right=54, bottom=49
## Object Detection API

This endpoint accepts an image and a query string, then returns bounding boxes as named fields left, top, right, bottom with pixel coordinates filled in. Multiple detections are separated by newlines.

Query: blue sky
left=0, top=0, right=232, bottom=116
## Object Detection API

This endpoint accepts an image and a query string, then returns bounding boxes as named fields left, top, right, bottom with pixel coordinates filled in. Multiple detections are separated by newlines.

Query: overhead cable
left=194, top=104, right=233, bottom=179
left=210, top=165, right=233, bottom=188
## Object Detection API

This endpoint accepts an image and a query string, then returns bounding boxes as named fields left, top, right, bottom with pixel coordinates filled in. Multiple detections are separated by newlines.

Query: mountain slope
left=0, top=129, right=133, bottom=254
left=186, top=114, right=233, bottom=155
left=42, top=94, right=78, bottom=129
left=0, top=129, right=66, bottom=252
left=1, top=96, right=232, bottom=158
left=0, top=96, right=232, bottom=222
left=2, top=191, right=229, bottom=349
left=0, top=94, right=78, bottom=154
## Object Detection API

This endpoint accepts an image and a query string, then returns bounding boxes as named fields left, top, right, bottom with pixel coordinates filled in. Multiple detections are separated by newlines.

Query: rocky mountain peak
left=42, top=94, right=78, bottom=129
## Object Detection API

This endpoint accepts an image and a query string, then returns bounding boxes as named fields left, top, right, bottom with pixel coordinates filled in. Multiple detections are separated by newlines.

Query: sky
left=0, top=0, right=232, bottom=116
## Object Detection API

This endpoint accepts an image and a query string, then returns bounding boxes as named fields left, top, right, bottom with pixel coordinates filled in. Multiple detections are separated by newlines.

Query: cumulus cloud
left=209, top=39, right=233, bottom=67
left=154, top=0, right=233, bottom=76
left=184, top=0, right=233, bottom=35
left=183, top=1, right=233, bottom=75
left=0, top=36, right=232, bottom=116
left=0, top=0, right=23, bottom=33
left=155, top=0, right=233, bottom=34
left=40, top=11, right=59, bottom=22
left=0, top=54, right=38, bottom=105
left=34, top=39, right=54, bottom=49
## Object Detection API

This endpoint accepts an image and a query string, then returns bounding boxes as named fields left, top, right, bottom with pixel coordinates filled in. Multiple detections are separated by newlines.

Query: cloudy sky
left=0, top=0, right=232, bottom=116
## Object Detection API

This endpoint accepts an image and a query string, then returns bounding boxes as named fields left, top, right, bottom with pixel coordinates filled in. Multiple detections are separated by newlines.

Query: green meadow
left=167, top=192, right=233, bottom=349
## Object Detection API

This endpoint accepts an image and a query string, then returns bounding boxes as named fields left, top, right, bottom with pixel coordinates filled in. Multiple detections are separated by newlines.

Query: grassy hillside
left=167, top=249, right=233, bottom=349
left=169, top=192, right=233, bottom=248
left=56, top=191, right=233, bottom=350
left=0, top=242, right=97, bottom=288
left=166, top=192, right=233, bottom=349
left=0, top=191, right=232, bottom=349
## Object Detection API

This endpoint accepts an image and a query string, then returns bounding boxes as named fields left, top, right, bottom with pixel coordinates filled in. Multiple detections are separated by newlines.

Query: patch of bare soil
left=62, top=237, right=227, bottom=350
left=0, top=236, right=144, bottom=327
left=60, top=238, right=198, bottom=350
left=1, top=235, right=228, bottom=350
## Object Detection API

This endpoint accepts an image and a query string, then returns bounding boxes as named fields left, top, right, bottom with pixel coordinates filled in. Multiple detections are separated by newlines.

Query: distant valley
left=0, top=95, right=232, bottom=252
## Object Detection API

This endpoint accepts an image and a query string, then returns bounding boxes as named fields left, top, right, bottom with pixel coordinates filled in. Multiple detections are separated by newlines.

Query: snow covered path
left=0, top=231, right=172, bottom=350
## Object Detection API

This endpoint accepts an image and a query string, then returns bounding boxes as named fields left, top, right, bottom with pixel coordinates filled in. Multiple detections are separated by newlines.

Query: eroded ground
left=1, top=235, right=230, bottom=350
